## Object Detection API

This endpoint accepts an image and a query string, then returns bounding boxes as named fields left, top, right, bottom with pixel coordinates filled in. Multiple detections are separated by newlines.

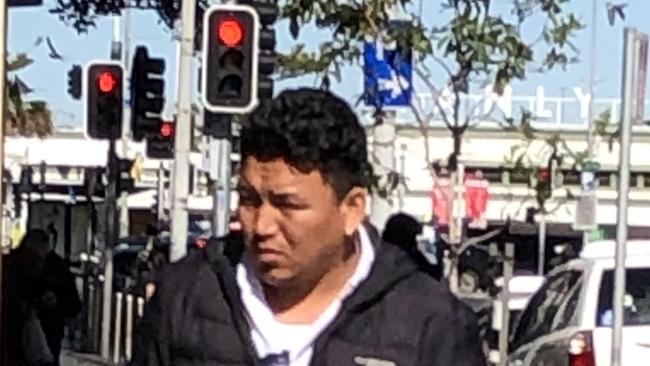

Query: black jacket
left=131, top=231, right=484, bottom=366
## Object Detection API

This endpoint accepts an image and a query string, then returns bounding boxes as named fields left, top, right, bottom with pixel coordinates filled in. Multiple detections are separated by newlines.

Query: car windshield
left=596, top=268, right=650, bottom=326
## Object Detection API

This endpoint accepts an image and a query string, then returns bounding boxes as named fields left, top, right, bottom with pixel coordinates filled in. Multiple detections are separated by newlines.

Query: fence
left=70, top=254, right=147, bottom=365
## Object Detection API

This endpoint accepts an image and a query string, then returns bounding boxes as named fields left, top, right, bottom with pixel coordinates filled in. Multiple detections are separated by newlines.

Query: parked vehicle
left=507, top=240, right=650, bottom=366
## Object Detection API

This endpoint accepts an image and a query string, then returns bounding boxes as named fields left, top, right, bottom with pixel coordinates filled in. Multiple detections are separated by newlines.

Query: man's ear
left=339, top=187, right=368, bottom=236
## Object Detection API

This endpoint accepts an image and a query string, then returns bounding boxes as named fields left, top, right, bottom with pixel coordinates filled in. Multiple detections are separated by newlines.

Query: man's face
left=237, top=157, right=366, bottom=288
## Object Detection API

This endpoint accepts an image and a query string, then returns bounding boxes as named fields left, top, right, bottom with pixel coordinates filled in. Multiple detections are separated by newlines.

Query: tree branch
left=414, top=66, right=454, bottom=130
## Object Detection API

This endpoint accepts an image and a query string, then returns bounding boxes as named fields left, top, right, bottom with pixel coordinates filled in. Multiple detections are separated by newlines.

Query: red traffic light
left=97, top=71, right=118, bottom=93
left=160, top=122, right=174, bottom=138
left=218, top=19, right=244, bottom=47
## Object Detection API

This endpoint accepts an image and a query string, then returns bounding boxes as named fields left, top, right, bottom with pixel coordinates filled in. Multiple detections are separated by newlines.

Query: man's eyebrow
left=268, top=190, right=303, bottom=201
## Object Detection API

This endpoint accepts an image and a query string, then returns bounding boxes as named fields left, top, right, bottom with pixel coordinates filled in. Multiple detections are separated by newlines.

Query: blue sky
left=7, top=0, right=649, bottom=127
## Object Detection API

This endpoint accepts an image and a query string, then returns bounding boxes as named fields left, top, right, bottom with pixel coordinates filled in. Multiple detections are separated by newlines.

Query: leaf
left=331, top=62, right=342, bottom=83
left=7, top=53, right=34, bottom=72
left=290, top=12, right=300, bottom=40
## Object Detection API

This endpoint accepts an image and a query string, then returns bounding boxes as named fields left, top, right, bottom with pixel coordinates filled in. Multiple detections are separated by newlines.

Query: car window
left=550, top=275, right=583, bottom=331
left=510, top=270, right=581, bottom=350
left=596, top=268, right=650, bottom=326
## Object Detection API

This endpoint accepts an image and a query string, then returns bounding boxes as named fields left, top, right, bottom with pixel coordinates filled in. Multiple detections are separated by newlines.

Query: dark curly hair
left=240, top=88, right=373, bottom=199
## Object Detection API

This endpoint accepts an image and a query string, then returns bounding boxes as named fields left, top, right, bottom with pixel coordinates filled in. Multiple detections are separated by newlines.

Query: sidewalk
left=60, top=350, right=119, bottom=366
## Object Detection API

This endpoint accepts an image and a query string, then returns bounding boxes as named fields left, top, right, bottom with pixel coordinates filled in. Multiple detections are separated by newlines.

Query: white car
left=488, top=276, right=545, bottom=364
left=507, top=240, right=650, bottom=366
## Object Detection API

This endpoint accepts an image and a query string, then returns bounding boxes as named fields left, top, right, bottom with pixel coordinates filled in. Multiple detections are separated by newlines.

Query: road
left=60, top=350, right=117, bottom=366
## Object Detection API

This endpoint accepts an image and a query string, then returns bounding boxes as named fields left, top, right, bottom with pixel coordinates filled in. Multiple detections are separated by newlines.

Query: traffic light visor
left=218, top=19, right=244, bottom=47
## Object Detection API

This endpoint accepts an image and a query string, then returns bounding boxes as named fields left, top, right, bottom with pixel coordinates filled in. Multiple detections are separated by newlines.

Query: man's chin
left=255, top=266, right=295, bottom=287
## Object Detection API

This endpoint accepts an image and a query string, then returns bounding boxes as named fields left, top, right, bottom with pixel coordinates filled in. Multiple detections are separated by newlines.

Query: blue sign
left=363, top=39, right=413, bottom=108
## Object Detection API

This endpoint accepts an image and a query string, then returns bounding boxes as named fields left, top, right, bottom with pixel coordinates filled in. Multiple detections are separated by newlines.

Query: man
left=132, top=88, right=484, bottom=366
left=38, top=232, right=82, bottom=366
left=3, top=229, right=55, bottom=365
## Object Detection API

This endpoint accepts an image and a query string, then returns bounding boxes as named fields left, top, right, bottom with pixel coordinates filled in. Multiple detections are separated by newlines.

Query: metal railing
left=70, top=252, right=147, bottom=365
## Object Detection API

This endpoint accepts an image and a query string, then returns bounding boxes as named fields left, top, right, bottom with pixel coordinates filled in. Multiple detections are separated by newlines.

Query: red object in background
left=431, top=177, right=451, bottom=226
left=464, top=173, right=489, bottom=221
left=195, top=238, right=208, bottom=249
left=537, top=167, right=551, bottom=182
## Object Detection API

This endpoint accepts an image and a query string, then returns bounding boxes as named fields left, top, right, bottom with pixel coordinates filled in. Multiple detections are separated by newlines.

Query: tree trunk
left=449, top=127, right=463, bottom=171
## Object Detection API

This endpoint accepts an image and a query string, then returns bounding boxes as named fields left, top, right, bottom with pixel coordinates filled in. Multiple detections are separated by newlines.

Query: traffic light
left=202, top=4, right=260, bottom=114
left=240, top=0, right=278, bottom=100
left=146, top=121, right=175, bottom=159
left=131, top=46, right=166, bottom=141
left=85, top=61, right=124, bottom=140
left=117, top=158, right=135, bottom=193
left=67, top=64, right=82, bottom=100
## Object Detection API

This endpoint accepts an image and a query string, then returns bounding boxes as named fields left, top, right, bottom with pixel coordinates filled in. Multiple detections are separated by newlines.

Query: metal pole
left=587, top=0, right=598, bottom=157
left=538, top=215, right=546, bottom=275
left=498, top=242, right=515, bottom=366
left=0, top=1, right=7, bottom=363
left=112, top=292, right=123, bottom=364
left=125, top=294, right=134, bottom=361
left=101, top=141, right=119, bottom=359
left=582, top=0, right=599, bottom=249
left=170, top=0, right=197, bottom=262
left=215, top=138, right=231, bottom=237
left=611, top=27, right=637, bottom=366
left=118, top=9, right=132, bottom=239
left=157, top=163, right=165, bottom=222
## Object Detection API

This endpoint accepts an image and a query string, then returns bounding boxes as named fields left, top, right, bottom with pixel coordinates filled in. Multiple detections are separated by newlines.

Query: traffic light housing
left=202, top=4, right=260, bottom=114
left=240, top=0, right=278, bottom=100
left=117, top=158, right=135, bottom=193
left=67, top=64, right=82, bottom=100
left=85, top=61, right=124, bottom=140
left=146, top=121, right=175, bottom=159
left=131, top=46, right=166, bottom=141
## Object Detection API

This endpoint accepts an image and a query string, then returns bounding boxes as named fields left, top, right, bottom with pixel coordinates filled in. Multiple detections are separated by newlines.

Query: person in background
left=382, top=212, right=443, bottom=280
left=3, top=229, right=55, bottom=365
left=38, top=228, right=82, bottom=366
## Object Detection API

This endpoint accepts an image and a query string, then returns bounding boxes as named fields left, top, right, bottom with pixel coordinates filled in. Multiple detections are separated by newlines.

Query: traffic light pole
left=101, top=140, right=120, bottom=359
left=157, top=163, right=165, bottom=222
left=209, top=138, right=232, bottom=237
left=118, top=10, right=131, bottom=239
left=170, top=0, right=197, bottom=262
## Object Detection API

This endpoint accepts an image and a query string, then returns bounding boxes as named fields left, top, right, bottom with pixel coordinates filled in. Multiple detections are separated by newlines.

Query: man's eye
left=272, top=199, right=306, bottom=210
left=238, top=192, right=260, bottom=206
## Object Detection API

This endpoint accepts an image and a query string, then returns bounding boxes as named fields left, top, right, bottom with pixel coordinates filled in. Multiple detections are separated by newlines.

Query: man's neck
left=263, top=241, right=361, bottom=324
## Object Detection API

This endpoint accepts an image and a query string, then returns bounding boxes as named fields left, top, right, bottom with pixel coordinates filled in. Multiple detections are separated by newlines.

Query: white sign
left=405, top=84, right=637, bottom=127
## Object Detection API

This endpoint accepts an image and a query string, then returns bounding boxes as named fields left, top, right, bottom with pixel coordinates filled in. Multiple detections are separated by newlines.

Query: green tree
left=276, top=0, right=582, bottom=167
left=6, top=53, right=54, bottom=138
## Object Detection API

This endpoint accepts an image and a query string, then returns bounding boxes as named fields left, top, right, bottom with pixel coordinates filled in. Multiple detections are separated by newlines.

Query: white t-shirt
left=236, top=226, right=376, bottom=366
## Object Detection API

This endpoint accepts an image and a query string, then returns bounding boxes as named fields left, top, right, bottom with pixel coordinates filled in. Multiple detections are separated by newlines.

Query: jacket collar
left=206, top=223, right=420, bottom=313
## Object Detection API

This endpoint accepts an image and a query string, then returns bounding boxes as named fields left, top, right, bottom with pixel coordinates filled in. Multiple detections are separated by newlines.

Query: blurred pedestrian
left=38, top=226, right=82, bottom=366
left=2, top=229, right=55, bottom=366
left=382, top=212, right=443, bottom=280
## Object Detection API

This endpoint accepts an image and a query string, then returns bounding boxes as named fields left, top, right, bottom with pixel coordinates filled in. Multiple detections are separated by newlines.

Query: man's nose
left=253, top=202, right=278, bottom=237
